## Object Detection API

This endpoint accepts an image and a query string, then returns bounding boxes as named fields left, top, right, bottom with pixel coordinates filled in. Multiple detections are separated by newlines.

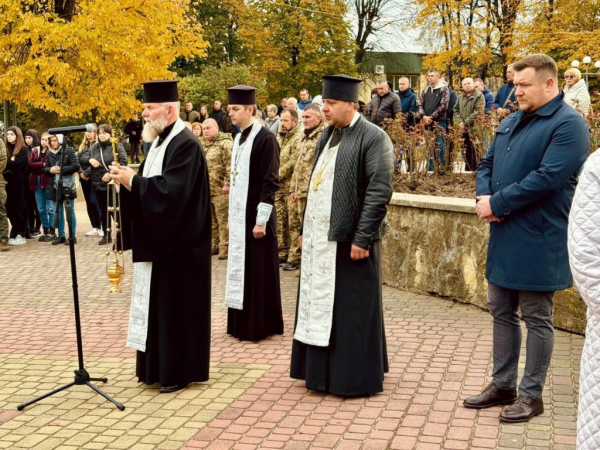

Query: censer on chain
left=105, top=128, right=125, bottom=293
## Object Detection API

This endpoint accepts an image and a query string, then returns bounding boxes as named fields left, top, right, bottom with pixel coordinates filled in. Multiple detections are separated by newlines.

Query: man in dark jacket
left=466, top=54, right=589, bottom=423
left=419, top=70, right=450, bottom=168
left=474, top=78, right=494, bottom=113
left=124, top=114, right=143, bottom=163
left=493, top=64, right=517, bottom=119
left=368, top=79, right=402, bottom=126
left=291, top=74, right=394, bottom=397
left=397, top=77, right=419, bottom=127
left=209, top=100, right=227, bottom=132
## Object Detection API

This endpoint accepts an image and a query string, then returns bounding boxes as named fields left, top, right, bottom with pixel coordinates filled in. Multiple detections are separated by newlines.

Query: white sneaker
left=85, top=228, right=99, bottom=236
left=7, top=238, right=16, bottom=245
left=97, top=229, right=104, bottom=238
left=14, top=235, right=26, bottom=245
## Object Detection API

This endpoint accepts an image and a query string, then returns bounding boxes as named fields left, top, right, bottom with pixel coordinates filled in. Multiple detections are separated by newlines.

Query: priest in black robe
left=110, top=80, right=212, bottom=393
left=290, top=75, right=395, bottom=397
left=224, top=85, right=283, bottom=341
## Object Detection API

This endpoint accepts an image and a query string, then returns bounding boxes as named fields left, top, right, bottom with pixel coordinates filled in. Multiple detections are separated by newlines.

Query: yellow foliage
left=0, top=0, right=207, bottom=119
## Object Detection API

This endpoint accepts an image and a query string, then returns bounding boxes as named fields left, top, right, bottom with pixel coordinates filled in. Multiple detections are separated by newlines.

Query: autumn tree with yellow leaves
left=0, top=0, right=207, bottom=122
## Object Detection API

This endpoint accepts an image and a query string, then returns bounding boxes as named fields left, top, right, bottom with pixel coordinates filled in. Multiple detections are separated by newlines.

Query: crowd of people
left=3, top=52, right=600, bottom=446
left=0, top=124, right=127, bottom=250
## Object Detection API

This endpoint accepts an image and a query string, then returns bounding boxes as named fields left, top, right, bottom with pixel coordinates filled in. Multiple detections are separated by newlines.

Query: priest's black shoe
left=499, top=396, right=544, bottom=423
left=283, top=262, right=299, bottom=271
left=159, top=384, right=187, bottom=394
left=463, top=383, right=517, bottom=409
left=279, top=257, right=287, bottom=266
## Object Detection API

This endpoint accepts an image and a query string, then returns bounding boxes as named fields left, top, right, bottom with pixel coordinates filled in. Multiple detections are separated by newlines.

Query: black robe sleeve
left=127, top=132, right=210, bottom=261
left=257, top=131, right=280, bottom=205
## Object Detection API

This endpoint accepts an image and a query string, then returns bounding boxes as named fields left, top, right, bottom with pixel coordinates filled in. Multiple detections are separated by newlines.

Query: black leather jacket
left=306, top=114, right=394, bottom=250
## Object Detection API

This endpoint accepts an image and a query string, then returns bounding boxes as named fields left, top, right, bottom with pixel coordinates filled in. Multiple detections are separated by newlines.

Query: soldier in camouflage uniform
left=276, top=109, right=303, bottom=269
left=201, top=119, right=233, bottom=260
left=0, top=137, right=8, bottom=251
left=290, top=104, right=326, bottom=225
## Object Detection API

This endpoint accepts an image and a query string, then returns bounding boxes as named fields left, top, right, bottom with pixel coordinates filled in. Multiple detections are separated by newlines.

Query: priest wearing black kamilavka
left=290, top=75, right=395, bottom=396
left=225, top=85, right=284, bottom=341
left=109, top=80, right=212, bottom=394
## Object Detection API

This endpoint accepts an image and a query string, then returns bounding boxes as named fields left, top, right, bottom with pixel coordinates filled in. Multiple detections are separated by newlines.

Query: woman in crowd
left=198, top=105, right=208, bottom=124
left=25, top=129, right=42, bottom=238
left=44, top=134, right=80, bottom=245
left=4, top=127, right=29, bottom=245
left=563, top=68, right=591, bottom=116
left=264, top=105, right=280, bottom=135
left=77, top=125, right=103, bottom=238
left=192, top=122, right=203, bottom=139
left=88, top=124, right=127, bottom=245
left=28, top=132, right=54, bottom=241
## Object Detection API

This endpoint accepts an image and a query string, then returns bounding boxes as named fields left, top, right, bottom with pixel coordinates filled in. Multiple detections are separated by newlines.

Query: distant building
left=360, top=52, right=426, bottom=101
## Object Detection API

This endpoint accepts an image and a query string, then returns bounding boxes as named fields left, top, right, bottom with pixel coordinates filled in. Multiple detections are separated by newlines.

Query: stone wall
left=382, top=193, right=587, bottom=335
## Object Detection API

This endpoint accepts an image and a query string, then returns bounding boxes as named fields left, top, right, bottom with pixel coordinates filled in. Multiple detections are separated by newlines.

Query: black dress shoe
left=159, top=384, right=187, bottom=394
left=279, top=257, right=288, bottom=266
left=65, top=238, right=77, bottom=245
left=283, top=262, right=299, bottom=271
left=463, top=383, right=517, bottom=409
left=499, top=396, right=544, bottom=423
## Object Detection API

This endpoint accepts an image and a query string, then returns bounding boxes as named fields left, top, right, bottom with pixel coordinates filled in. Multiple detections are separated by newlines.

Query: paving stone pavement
left=0, top=202, right=583, bottom=449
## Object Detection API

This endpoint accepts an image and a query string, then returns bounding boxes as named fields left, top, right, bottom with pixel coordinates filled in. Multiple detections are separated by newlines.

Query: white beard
left=142, top=114, right=168, bottom=143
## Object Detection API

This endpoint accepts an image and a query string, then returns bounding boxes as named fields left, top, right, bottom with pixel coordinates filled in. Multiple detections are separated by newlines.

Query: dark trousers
left=94, top=188, right=112, bottom=233
left=487, top=283, right=555, bottom=400
left=28, top=189, right=41, bottom=232
left=80, top=178, right=102, bottom=229
left=463, top=131, right=478, bottom=171
left=129, top=142, right=141, bottom=163
left=6, top=183, right=27, bottom=238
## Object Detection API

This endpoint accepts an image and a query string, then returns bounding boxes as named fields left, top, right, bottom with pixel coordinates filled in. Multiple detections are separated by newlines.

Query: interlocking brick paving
left=0, top=202, right=582, bottom=449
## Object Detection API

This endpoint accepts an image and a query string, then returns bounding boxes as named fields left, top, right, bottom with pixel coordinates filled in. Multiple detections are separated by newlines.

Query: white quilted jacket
left=568, top=150, right=600, bottom=450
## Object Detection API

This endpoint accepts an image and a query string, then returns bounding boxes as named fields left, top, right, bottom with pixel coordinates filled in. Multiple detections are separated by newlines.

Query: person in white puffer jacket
left=564, top=68, right=591, bottom=116
left=568, top=150, right=600, bottom=450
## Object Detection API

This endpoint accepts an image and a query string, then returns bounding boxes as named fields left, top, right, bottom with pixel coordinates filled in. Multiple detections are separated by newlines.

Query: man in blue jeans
left=419, top=69, right=450, bottom=169
left=467, top=53, right=589, bottom=423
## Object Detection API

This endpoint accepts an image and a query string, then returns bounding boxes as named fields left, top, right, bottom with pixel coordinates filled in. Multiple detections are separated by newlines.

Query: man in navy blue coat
left=465, top=54, right=589, bottom=423
left=492, top=64, right=517, bottom=119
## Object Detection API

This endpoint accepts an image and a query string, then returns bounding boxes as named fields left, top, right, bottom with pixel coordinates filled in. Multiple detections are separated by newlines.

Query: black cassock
left=227, top=126, right=284, bottom=341
left=290, top=240, right=388, bottom=397
left=120, top=124, right=212, bottom=386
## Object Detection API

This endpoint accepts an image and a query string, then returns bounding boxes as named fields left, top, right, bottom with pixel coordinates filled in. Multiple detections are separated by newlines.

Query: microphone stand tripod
left=17, top=135, right=125, bottom=412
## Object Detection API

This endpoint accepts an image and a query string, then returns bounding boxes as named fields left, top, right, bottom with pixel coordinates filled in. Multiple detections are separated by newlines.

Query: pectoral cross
left=312, top=174, right=322, bottom=191
left=231, top=167, right=239, bottom=185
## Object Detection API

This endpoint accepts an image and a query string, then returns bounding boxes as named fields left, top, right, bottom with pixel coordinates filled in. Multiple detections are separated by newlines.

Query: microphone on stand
left=48, top=124, right=95, bottom=134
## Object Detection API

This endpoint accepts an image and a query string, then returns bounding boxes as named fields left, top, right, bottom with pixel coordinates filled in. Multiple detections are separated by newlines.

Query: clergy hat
left=322, top=74, right=362, bottom=102
left=227, top=85, right=256, bottom=105
left=142, top=80, right=179, bottom=103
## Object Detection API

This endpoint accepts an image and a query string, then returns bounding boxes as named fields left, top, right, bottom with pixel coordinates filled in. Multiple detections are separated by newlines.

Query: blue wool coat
left=476, top=93, right=589, bottom=291
left=482, top=87, right=494, bottom=113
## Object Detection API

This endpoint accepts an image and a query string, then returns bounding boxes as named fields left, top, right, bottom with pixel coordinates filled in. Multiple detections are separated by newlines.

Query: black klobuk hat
left=322, top=74, right=362, bottom=102
left=142, top=80, right=179, bottom=103
left=227, top=85, right=256, bottom=105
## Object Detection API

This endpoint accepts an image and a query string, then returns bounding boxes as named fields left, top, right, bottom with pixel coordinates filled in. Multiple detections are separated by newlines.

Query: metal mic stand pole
left=17, top=134, right=125, bottom=412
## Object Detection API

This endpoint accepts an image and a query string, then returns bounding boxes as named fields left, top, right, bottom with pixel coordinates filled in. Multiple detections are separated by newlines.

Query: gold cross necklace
left=312, top=144, right=339, bottom=191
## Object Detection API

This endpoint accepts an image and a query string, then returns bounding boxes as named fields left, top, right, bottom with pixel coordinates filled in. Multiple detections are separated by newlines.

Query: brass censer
left=106, top=129, right=125, bottom=293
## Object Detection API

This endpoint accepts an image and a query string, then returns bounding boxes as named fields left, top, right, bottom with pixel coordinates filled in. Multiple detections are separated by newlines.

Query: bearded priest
left=110, top=80, right=212, bottom=394
left=224, top=85, right=284, bottom=341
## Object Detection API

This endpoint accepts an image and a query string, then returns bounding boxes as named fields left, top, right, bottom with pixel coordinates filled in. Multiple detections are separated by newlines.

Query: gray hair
left=266, top=104, right=278, bottom=113
left=287, top=97, right=298, bottom=106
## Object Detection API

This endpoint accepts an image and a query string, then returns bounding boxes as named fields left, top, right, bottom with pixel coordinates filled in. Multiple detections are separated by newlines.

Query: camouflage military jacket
left=277, top=125, right=303, bottom=193
left=201, top=132, right=233, bottom=196
left=290, top=121, right=326, bottom=198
